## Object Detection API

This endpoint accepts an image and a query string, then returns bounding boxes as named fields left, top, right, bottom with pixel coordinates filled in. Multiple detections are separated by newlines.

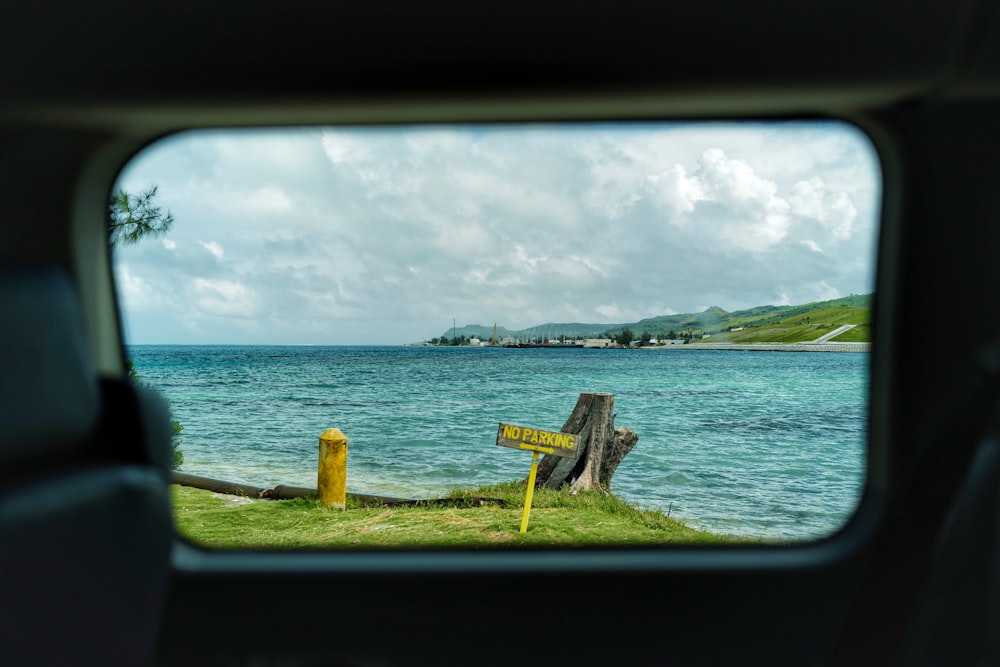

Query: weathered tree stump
left=530, top=392, right=638, bottom=493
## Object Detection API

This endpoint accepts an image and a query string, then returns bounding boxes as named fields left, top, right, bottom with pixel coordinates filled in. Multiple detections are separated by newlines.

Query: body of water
left=130, top=344, right=868, bottom=540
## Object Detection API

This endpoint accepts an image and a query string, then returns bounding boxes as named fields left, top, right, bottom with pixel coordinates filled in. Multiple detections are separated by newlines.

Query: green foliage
left=108, top=185, right=174, bottom=248
left=171, top=420, right=184, bottom=468
left=615, top=328, right=634, bottom=346
left=128, top=360, right=184, bottom=469
left=428, top=335, right=474, bottom=346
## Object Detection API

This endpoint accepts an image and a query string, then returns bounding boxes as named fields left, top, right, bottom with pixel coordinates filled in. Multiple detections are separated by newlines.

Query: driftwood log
left=170, top=471, right=506, bottom=507
left=530, top=392, right=638, bottom=493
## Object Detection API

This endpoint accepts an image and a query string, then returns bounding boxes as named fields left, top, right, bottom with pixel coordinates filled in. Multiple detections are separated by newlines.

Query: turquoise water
left=129, top=345, right=868, bottom=540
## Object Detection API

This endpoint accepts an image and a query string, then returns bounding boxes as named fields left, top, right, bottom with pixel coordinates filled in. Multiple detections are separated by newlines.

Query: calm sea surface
left=129, top=345, right=869, bottom=540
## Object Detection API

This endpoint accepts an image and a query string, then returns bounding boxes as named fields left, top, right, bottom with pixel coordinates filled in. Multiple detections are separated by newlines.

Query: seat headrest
left=0, top=267, right=99, bottom=462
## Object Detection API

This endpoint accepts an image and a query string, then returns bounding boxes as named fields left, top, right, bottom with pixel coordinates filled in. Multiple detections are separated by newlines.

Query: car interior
left=1, top=1, right=999, bottom=665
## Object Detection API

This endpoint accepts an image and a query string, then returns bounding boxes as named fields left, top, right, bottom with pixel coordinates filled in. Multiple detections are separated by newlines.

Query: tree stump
left=530, top=392, right=638, bottom=493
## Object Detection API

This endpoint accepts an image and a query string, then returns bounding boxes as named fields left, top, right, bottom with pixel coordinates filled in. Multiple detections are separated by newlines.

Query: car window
left=111, top=121, right=880, bottom=548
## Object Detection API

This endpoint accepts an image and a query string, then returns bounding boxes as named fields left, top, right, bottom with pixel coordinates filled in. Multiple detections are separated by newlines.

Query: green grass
left=829, top=323, right=870, bottom=342
left=172, top=482, right=750, bottom=549
left=708, top=306, right=870, bottom=344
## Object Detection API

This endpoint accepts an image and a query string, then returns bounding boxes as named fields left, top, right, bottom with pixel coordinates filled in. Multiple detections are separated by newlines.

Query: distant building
left=498, top=336, right=518, bottom=347
left=584, top=338, right=613, bottom=348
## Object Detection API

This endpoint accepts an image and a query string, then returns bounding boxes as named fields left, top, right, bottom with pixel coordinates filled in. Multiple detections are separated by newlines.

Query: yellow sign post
left=496, top=422, right=578, bottom=533
left=521, top=451, right=541, bottom=533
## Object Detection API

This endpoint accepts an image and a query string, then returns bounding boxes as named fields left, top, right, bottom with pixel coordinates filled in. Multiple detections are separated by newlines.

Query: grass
left=829, top=323, right=870, bottom=342
left=171, top=481, right=748, bottom=549
left=707, top=306, right=871, bottom=344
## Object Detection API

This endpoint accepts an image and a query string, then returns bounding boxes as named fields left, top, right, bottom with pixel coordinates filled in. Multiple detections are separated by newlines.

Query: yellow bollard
left=318, top=428, right=348, bottom=510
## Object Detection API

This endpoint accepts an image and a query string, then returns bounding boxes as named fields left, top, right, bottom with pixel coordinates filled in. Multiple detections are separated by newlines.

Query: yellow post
left=318, top=428, right=348, bottom=510
left=520, top=450, right=541, bottom=533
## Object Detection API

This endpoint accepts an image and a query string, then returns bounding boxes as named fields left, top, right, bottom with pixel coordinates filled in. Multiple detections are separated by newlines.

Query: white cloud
left=114, top=263, right=164, bottom=313
left=644, top=165, right=703, bottom=219
left=788, top=177, right=857, bottom=239
left=815, top=281, right=841, bottom=301
left=198, top=241, right=224, bottom=260
left=191, top=278, right=258, bottom=319
left=693, top=147, right=792, bottom=254
left=321, top=133, right=366, bottom=165
left=245, top=186, right=294, bottom=213
left=595, top=303, right=627, bottom=321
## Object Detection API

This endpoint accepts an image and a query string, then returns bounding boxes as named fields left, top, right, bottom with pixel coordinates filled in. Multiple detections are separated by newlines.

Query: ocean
left=129, top=344, right=869, bottom=541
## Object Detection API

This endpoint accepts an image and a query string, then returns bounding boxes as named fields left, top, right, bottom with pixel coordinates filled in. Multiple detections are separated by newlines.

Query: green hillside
left=714, top=305, right=870, bottom=344
left=438, top=294, right=872, bottom=344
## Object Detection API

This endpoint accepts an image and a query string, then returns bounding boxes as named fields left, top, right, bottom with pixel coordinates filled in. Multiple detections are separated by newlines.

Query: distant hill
left=438, top=294, right=872, bottom=344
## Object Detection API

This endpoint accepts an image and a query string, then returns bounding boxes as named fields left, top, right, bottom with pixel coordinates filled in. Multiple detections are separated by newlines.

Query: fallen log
left=267, top=484, right=320, bottom=500
left=530, top=392, right=639, bottom=493
left=171, top=471, right=269, bottom=498
left=172, top=472, right=378, bottom=501
left=170, top=472, right=506, bottom=507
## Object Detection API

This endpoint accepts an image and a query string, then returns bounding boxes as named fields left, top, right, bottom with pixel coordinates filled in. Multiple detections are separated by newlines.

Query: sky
left=113, top=121, right=881, bottom=345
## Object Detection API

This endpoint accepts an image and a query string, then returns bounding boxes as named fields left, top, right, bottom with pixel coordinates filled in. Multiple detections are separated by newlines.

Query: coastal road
left=810, top=324, right=856, bottom=343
